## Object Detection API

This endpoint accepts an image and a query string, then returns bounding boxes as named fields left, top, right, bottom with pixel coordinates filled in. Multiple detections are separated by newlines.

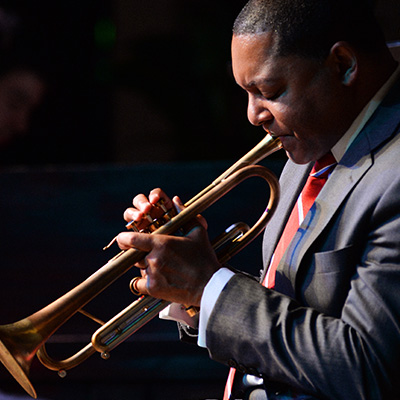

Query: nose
left=247, top=94, right=273, bottom=126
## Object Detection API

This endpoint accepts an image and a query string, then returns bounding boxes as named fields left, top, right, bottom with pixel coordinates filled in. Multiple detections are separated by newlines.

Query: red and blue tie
left=223, top=152, right=337, bottom=400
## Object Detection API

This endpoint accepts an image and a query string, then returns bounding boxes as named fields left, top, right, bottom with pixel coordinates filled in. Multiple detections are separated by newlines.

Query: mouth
left=263, top=126, right=286, bottom=138
left=262, top=126, right=295, bottom=150
left=267, top=133, right=296, bottom=153
left=276, top=135, right=294, bottom=146
left=268, top=132, right=290, bottom=144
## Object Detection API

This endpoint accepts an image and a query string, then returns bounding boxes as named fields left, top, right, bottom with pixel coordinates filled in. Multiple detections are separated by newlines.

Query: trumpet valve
left=126, top=200, right=178, bottom=233
left=184, top=305, right=200, bottom=317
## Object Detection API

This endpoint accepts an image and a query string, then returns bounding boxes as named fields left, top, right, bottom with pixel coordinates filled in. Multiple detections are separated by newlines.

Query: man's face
left=232, top=33, right=348, bottom=164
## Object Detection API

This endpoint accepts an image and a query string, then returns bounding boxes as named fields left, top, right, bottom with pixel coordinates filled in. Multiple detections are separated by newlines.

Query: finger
left=184, top=223, right=208, bottom=241
left=135, top=276, right=149, bottom=295
left=132, top=190, right=175, bottom=224
left=172, top=196, right=185, bottom=212
left=195, top=214, right=208, bottom=230
left=135, top=258, right=148, bottom=271
left=123, top=193, right=152, bottom=224
left=123, top=207, right=144, bottom=223
left=124, top=191, right=171, bottom=231
left=132, top=193, right=153, bottom=214
left=148, top=188, right=174, bottom=211
left=148, top=189, right=177, bottom=222
left=173, top=196, right=208, bottom=231
left=116, top=231, right=154, bottom=252
left=130, top=276, right=148, bottom=296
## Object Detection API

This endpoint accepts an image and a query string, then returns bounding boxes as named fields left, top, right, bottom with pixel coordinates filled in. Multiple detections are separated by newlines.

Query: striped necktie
left=263, top=152, right=337, bottom=288
left=223, top=152, right=336, bottom=400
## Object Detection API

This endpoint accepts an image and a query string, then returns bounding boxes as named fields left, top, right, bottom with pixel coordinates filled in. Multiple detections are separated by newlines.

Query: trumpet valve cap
left=58, top=370, right=67, bottom=378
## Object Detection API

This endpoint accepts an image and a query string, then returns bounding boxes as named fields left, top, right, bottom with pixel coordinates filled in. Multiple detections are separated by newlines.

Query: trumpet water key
left=0, top=133, right=282, bottom=398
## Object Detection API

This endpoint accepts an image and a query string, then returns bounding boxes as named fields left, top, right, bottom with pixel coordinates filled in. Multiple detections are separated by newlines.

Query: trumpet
left=0, top=133, right=282, bottom=398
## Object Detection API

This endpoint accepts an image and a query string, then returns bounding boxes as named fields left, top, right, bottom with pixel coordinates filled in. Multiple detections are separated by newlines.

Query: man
left=0, top=63, right=45, bottom=148
left=0, top=6, right=46, bottom=160
left=117, top=0, right=400, bottom=398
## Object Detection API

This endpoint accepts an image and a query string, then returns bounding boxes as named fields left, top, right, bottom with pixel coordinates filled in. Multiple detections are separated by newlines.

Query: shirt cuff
left=159, top=303, right=199, bottom=328
left=197, top=267, right=235, bottom=348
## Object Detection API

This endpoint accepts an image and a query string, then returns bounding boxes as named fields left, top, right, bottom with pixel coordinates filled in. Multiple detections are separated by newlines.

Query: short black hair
left=233, top=0, right=386, bottom=59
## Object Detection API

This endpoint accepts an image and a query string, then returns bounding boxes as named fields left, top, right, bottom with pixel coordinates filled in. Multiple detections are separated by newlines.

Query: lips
left=263, top=126, right=294, bottom=145
left=274, top=135, right=299, bottom=153
left=277, top=135, right=292, bottom=143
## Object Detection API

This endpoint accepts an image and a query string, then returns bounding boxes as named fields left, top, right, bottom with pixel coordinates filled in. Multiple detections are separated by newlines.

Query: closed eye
left=261, top=89, right=285, bottom=101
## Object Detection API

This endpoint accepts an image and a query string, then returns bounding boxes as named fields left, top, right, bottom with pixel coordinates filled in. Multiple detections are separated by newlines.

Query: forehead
left=231, top=33, right=281, bottom=86
left=231, top=32, right=276, bottom=61
left=231, top=33, right=319, bottom=89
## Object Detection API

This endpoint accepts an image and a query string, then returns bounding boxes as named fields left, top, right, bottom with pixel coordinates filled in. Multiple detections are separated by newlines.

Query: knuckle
left=124, top=232, right=139, bottom=248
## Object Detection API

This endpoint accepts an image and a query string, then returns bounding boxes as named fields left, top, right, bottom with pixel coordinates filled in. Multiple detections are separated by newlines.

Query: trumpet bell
left=0, top=133, right=282, bottom=399
left=0, top=323, right=38, bottom=399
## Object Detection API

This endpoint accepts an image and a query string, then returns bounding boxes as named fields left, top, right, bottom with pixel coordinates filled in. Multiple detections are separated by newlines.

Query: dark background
left=0, top=0, right=264, bottom=167
left=0, top=1, right=398, bottom=399
left=0, top=0, right=396, bottom=168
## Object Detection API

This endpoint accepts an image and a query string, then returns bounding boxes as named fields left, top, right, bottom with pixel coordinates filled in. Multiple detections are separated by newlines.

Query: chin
left=285, top=150, right=315, bottom=165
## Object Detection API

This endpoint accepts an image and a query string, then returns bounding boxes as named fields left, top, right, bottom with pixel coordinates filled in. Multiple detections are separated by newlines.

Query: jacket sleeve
left=204, top=171, right=400, bottom=400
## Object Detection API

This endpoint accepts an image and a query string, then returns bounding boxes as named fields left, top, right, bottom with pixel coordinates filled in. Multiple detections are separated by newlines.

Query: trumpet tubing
left=0, top=133, right=282, bottom=399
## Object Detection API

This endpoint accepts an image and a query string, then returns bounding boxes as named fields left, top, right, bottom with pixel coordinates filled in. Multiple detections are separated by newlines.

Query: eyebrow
left=242, top=77, right=279, bottom=90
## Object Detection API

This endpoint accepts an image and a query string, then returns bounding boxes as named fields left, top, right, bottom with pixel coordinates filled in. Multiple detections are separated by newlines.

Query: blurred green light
left=95, top=19, right=116, bottom=49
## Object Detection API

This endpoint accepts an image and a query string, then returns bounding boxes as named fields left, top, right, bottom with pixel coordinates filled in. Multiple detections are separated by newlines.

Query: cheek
left=273, top=103, right=307, bottom=134
left=268, top=102, right=293, bottom=128
left=271, top=85, right=333, bottom=138
left=292, top=96, right=329, bottom=133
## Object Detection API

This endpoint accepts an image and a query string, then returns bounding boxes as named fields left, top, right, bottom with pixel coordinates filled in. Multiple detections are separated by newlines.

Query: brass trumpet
left=0, top=133, right=282, bottom=398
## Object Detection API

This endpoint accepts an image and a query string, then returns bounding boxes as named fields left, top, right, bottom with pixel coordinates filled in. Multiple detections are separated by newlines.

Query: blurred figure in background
left=0, top=6, right=46, bottom=164
left=0, top=57, right=46, bottom=149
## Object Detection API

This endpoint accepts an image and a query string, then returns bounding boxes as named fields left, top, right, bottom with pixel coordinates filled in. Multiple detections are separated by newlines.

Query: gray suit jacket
left=205, top=79, right=400, bottom=399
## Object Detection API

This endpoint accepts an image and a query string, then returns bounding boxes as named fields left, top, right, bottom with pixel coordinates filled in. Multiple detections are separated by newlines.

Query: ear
left=328, top=41, right=358, bottom=86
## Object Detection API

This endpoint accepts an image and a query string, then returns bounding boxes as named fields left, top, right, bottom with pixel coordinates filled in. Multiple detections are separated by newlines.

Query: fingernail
left=173, top=196, right=184, bottom=213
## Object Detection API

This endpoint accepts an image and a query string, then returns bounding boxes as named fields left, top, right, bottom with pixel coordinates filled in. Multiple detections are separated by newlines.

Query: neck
left=358, top=47, right=398, bottom=101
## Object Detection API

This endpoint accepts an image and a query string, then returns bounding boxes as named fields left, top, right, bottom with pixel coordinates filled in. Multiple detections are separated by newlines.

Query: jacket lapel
left=284, top=149, right=373, bottom=286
